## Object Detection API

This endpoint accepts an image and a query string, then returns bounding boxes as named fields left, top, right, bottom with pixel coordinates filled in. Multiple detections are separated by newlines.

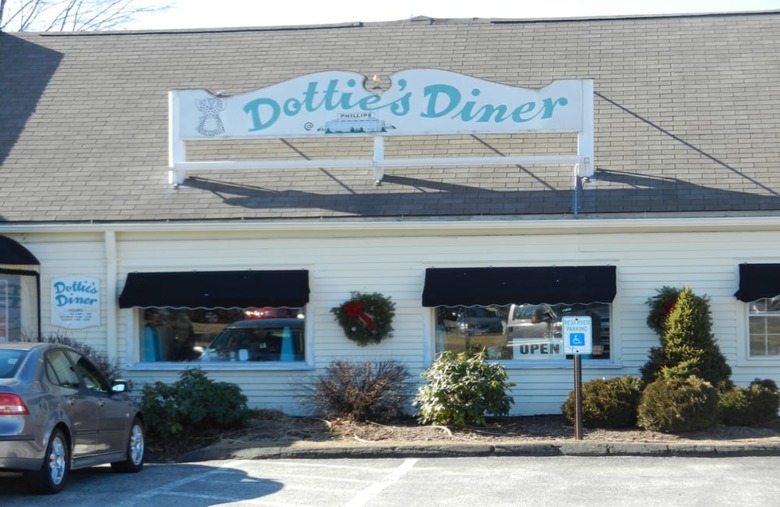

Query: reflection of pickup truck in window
left=447, top=307, right=505, bottom=335
left=506, top=304, right=560, bottom=339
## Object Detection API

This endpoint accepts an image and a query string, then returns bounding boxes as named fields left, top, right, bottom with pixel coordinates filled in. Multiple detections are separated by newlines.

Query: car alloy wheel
left=27, top=428, right=70, bottom=494
left=111, top=418, right=145, bottom=473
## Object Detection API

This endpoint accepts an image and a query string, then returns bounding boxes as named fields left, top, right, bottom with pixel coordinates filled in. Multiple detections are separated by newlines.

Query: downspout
left=104, top=231, right=118, bottom=361
left=572, top=165, right=581, bottom=217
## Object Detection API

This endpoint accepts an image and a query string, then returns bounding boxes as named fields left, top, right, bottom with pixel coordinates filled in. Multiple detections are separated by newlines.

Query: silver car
left=0, top=342, right=144, bottom=494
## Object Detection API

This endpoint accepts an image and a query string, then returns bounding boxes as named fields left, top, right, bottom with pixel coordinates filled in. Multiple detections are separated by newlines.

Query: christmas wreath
left=331, top=291, right=396, bottom=346
left=646, top=286, right=681, bottom=336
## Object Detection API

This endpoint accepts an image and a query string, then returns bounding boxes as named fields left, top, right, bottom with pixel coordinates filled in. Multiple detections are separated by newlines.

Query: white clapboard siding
left=15, top=225, right=780, bottom=416
left=24, top=233, right=109, bottom=350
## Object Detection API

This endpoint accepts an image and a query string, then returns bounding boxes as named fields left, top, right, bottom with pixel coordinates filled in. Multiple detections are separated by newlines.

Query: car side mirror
left=111, top=379, right=132, bottom=394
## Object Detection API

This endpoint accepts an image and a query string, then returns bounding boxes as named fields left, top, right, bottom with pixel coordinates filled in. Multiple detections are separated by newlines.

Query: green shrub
left=306, top=360, right=410, bottom=421
left=414, top=350, right=514, bottom=427
left=140, top=369, right=251, bottom=437
left=720, top=379, right=780, bottom=426
left=640, top=286, right=732, bottom=391
left=637, top=376, right=720, bottom=433
left=561, top=375, right=642, bottom=429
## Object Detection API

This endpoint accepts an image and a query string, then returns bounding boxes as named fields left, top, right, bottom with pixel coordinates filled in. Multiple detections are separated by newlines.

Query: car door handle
left=67, top=397, right=77, bottom=405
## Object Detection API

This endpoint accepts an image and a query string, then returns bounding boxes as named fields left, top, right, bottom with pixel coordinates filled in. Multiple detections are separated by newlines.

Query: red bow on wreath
left=343, top=301, right=376, bottom=330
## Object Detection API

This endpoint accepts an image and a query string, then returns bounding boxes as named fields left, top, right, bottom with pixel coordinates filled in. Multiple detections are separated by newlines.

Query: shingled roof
left=1, top=12, right=779, bottom=224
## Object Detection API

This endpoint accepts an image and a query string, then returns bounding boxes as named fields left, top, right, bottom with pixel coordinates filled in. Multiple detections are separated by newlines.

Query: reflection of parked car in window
left=195, top=318, right=304, bottom=362
left=454, top=307, right=505, bottom=335
left=506, top=304, right=560, bottom=339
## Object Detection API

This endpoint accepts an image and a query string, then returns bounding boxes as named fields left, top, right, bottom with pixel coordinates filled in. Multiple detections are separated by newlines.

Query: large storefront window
left=423, top=265, right=617, bottom=363
left=140, top=307, right=305, bottom=362
left=435, top=302, right=610, bottom=360
left=748, top=298, right=780, bottom=357
left=119, top=270, right=309, bottom=364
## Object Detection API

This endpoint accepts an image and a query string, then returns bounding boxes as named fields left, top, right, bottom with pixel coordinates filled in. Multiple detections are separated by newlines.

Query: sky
left=127, top=0, right=780, bottom=30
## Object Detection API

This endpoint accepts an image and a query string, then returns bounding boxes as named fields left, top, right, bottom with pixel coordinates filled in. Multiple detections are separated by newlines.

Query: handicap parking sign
left=562, top=316, right=592, bottom=354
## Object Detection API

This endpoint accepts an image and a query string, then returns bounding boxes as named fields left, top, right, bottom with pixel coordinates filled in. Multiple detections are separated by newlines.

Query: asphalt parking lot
left=2, top=455, right=780, bottom=506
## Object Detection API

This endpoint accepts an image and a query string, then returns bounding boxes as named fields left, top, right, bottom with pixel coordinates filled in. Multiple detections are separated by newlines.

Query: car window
left=45, top=349, right=82, bottom=389
left=65, top=350, right=109, bottom=393
left=0, top=349, right=26, bottom=378
left=514, top=305, right=536, bottom=319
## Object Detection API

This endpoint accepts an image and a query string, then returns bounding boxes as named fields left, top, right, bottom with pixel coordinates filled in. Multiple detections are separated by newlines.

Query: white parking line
left=115, top=460, right=247, bottom=507
left=346, top=458, right=419, bottom=507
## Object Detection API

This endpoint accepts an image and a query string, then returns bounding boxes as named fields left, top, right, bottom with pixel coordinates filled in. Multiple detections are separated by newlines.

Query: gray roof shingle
left=1, top=12, right=779, bottom=224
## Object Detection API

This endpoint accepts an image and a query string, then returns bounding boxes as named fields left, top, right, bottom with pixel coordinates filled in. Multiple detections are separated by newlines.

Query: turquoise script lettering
left=55, top=295, right=98, bottom=307
left=53, top=280, right=99, bottom=307
left=54, top=280, right=98, bottom=295
left=421, top=84, right=568, bottom=123
left=243, top=78, right=412, bottom=132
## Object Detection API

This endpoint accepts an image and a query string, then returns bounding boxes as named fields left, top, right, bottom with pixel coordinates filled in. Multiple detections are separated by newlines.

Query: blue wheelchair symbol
left=569, top=333, right=585, bottom=347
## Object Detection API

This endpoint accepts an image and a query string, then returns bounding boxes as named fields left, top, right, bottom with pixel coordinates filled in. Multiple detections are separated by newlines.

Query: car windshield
left=0, top=348, right=27, bottom=378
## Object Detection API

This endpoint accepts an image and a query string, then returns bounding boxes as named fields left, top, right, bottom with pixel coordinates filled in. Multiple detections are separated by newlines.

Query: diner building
left=1, top=11, right=779, bottom=415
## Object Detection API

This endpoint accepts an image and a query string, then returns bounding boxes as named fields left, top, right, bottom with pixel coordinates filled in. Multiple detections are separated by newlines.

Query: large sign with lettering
left=172, top=70, right=587, bottom=139
left=51, top=276, right=100, bottom=329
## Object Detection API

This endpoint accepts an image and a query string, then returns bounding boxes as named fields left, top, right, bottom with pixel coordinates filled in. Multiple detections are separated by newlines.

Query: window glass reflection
left=139, top=307, right=304, bottom=363
left=435, top=302, right=610, bottom=360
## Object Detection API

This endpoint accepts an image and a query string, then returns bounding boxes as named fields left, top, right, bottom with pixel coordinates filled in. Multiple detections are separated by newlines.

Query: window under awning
left=422, top=266, right=617, bottom=307
left=0, top=236, right=39, bottom=266
left=734, top=263, right=780, bottom=302
left=118, top=270, right=309, bottom=309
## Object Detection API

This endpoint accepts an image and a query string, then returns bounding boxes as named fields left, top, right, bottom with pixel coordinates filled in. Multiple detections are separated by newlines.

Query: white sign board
left=51, top=276, right=100, bottom=329
left=562, top=316, right=592, bottom=355
left=172, top=70, right=587, bottom=139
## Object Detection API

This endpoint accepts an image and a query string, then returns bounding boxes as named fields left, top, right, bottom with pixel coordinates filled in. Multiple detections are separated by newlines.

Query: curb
left=176, top=441, right=780, bottom=462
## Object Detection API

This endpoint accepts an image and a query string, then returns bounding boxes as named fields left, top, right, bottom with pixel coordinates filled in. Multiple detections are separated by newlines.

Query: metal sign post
left=573, top=352, right=583, bottom=440
left=563, top=316, right=592, bottom=441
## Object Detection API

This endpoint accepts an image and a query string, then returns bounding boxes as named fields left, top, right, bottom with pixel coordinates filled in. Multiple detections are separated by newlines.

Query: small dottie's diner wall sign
left=51, top=276, right=100, bottom=328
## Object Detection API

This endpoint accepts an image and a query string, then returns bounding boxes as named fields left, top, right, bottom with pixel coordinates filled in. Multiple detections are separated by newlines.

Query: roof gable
left=1, top=13, right=779, bottom=223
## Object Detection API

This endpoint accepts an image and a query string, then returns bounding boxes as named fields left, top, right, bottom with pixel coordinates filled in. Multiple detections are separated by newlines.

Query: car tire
left=26, top=427, right=70, bottom=494
left=111, top=417, right=145, bottom=473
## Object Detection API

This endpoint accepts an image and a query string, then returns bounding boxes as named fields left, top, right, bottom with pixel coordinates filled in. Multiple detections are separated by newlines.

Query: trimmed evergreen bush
left=141, top=368, right=251, bottom=437
left=305, top=360, right=410, bottom=421
left=561, top=375, right=642, bottom=429
left=414, top=350, right=514, bottom=427
left=720, top=379, right=780, bottom=426
left=637, top=376, right=720, bottom=433
left=640, top=286, right=732, bottom=391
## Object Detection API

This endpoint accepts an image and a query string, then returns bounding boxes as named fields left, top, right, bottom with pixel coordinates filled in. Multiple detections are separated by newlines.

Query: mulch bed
left=146, top=412, right=780, bottom=462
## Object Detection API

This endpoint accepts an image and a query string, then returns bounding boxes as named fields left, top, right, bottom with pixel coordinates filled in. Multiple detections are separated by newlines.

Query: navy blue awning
left=422, top=266, right=616, bottom=307
left=734, top=263, right=780, bottom=302
left=119, top=270, right=309, bottom=308
left=0, top=236, right=39, bottom=265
